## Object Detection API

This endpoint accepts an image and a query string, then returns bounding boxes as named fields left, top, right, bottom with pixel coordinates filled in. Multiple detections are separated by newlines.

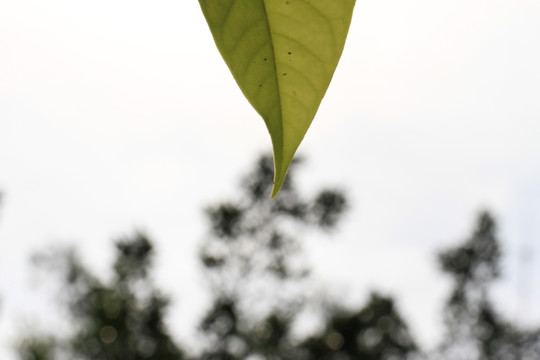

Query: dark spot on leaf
left=288, top=51, right=292, bottom=55
left=259, top=84, right=262, bottom=87
left=264, top=58, right=267, bottom=61
left=282, top=73, right=287, bottom=76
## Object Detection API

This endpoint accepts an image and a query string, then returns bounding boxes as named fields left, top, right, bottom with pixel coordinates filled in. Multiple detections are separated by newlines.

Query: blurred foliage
left=200, top=155, right=347, bottom=300
left=17, top=336, right=56, bottom=360
left=14, top=157, right=540, bottom=360
left=19, top=234, right=185, bottom=360
left=438, top=211, right=540, bottom=360
left=298, top=293, right=417, bottom=360
left=197, top=155, right=417, bottom=360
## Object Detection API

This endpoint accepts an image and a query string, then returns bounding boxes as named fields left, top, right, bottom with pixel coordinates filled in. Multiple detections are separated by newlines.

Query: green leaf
left=199, top=0, right=356, bottom=197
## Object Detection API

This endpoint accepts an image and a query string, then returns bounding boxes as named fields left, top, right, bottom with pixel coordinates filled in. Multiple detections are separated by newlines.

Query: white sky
left=1, top=0, right=540, bottom=358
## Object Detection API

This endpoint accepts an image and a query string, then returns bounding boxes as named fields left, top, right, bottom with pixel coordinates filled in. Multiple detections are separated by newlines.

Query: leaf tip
left=270, top=169, right=286, bottom=198
left=270, top=153, right=292, bottom=199
left=270, top=183, right=281, bottom=199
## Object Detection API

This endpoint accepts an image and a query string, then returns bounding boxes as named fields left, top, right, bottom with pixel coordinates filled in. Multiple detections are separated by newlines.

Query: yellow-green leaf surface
left=199, top=0, right=356, bottom=197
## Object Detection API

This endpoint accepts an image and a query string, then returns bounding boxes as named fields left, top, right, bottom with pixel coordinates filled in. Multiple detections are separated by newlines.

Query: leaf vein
left=271, top=31, right=330, bottom=75
left=228, top=18, right=266, bottom=54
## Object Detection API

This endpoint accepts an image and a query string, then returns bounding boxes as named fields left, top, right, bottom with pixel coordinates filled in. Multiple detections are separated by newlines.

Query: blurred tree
left=198, top=155, right=346, bottom=359
left=298, top=293, right=417, bottom=360
left=200, top=155, right=347, bottom=309
left=18, top=233, right=185, bottom=360
left=438, top=211, right=540, bottom=360
left=20, top=156, right=540, bottom=360
left=198, top=155, right=417, bottom=360
left=17, top=336, right=56, bottom=360
left=14, top=155, right=418, bottom=360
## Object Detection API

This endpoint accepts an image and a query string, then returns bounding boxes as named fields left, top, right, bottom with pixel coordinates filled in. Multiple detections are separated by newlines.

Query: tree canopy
left=437, top=212, right=540, bottom=360
left=15, top=157, right=540, bottom=360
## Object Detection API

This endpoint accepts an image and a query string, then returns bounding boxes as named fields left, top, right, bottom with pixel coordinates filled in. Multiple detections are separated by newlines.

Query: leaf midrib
left=261, top=0, right=285, bottom=192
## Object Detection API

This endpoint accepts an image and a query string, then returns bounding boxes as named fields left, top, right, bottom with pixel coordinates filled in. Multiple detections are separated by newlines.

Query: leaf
left=199, top=0, right=356, bottom=197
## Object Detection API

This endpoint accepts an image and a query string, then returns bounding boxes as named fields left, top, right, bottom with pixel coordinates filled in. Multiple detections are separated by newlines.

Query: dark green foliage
left=17, top=336, right=56, bottom=360
left=19, top=234, right=184, bottom=360
left=299, top=293, right=417, bottom=360
left=198, top=297, right=296, bottom=360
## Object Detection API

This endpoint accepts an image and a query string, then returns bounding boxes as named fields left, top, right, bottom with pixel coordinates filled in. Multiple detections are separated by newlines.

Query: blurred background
left=1, top=0, right=540, bottom=359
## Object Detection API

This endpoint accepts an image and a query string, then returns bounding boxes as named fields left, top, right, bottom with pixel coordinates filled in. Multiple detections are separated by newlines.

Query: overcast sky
left=1, top=0, right=540, bottom=358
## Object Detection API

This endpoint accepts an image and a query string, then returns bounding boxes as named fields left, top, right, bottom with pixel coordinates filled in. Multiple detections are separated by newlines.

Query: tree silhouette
left=298, top=293, right=417, bottom=360
left=19, top=157, right=540, bottom=360
left=200, top=155, right=347, bottom=307
left=17, top=336, right=56, bottom=360
left=18, top=234, right=185, bottom=360
left=438, top=211, right=540, bottom=360
left=198, top=155, right=417, bottom=360
left=15, top=155, right=418, bottom=360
